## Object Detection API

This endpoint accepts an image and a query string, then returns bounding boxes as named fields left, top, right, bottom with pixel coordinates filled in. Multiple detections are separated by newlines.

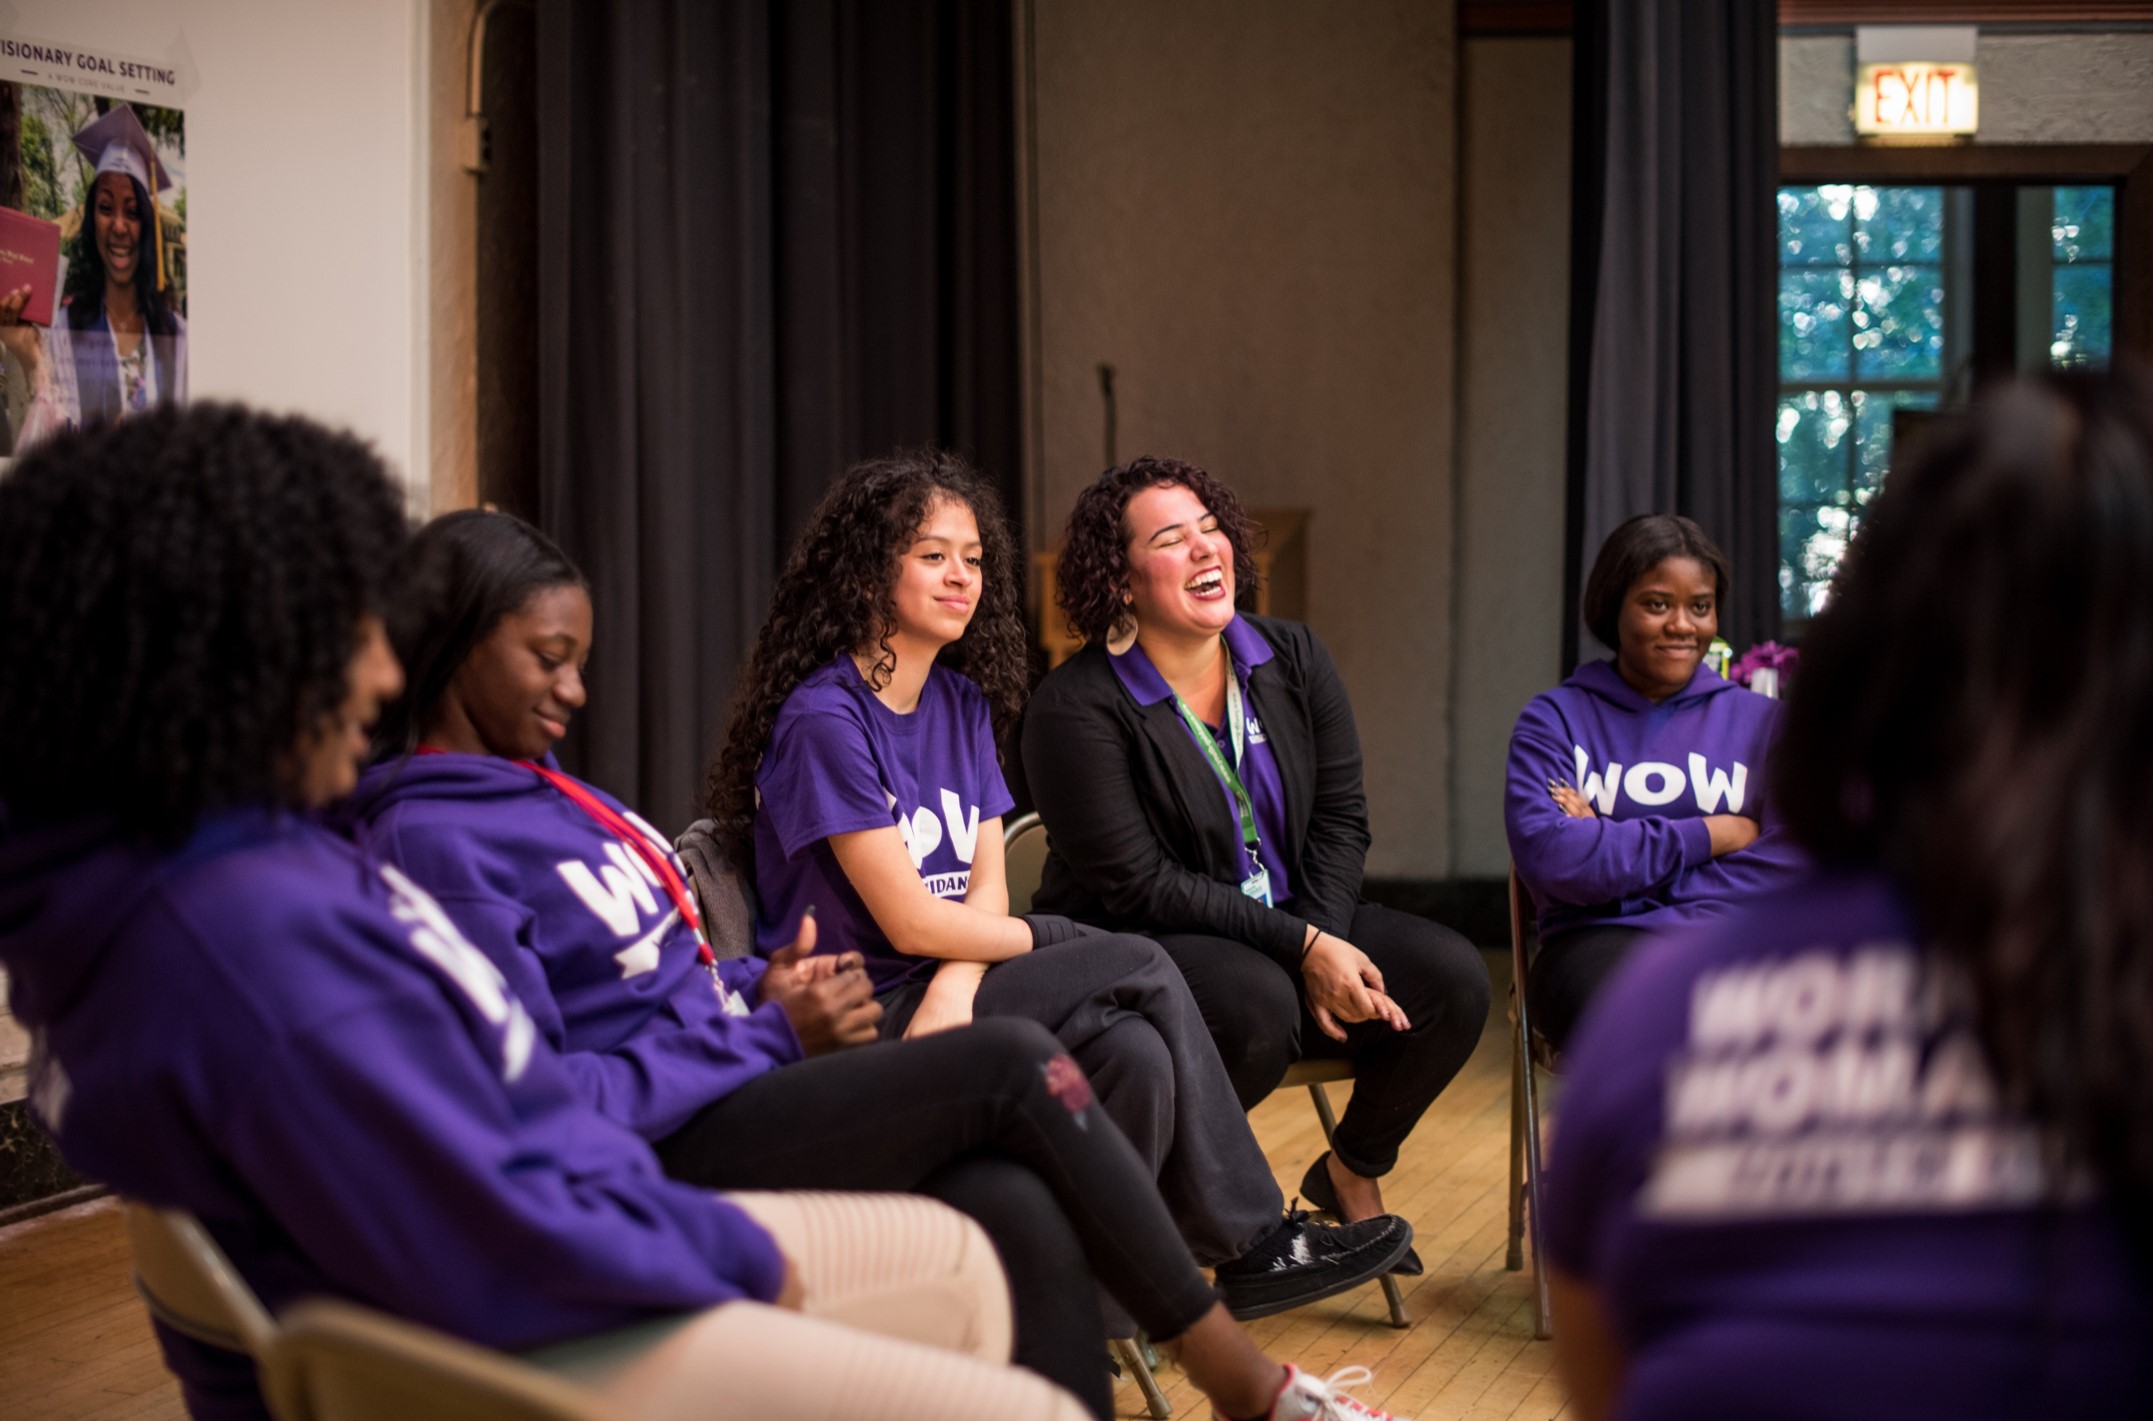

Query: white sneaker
left=1222, top=1364, right=1405, bottom=1421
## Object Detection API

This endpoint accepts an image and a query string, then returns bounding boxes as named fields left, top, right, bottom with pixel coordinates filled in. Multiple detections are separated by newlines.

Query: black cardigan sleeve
left=1280, top=622, right=1371, bottom=942
left=1021, top=658, right=1310, bottom=968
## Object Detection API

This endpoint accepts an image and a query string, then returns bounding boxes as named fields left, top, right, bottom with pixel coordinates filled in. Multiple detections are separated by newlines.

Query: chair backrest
left=269, top=1299, right=626, bottom=1421
left=674, top=817, right=756, bottom=961
left=125, top=1202, right=280, bottom=1362
left=1002, top=811, right=1049, bottom=916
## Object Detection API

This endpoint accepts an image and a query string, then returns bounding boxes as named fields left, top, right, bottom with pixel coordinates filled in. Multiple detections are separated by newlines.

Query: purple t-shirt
left=1544, top=869, right=2153, bottom=1420
left=753, top=657, right=1014, bottom=992
left=1110, top=615, right=1294, bottom=906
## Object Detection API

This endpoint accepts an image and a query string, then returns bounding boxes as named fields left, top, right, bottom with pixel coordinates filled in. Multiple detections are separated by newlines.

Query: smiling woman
left=1505, top=515, right=1808, bottom=1050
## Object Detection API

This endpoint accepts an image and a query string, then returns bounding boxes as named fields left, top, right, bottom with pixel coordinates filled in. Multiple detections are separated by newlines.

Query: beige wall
left=9, top=0, right=426, bottom=501
left=1450, top=37, right=1571, bottom=878
left=1024, top=0, right=1460, bottom=877
left=1783, top=32, right=2153, bottom=146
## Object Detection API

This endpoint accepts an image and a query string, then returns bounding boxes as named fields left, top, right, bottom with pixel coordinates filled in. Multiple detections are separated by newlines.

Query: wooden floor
left=0, top=950, right=1563, bottom=1420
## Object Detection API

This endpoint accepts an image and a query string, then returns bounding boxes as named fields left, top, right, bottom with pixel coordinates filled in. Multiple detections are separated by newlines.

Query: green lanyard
left=1170, top=664, right=1261, bottom=858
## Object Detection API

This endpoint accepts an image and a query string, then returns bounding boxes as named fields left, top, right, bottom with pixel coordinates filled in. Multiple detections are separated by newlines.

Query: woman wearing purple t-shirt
left=1546, top=371, right=2153, bottom=1419
left=708, top=452, right=1419, bottom=1339
left=1504, top=515, right=1805, bottom=1050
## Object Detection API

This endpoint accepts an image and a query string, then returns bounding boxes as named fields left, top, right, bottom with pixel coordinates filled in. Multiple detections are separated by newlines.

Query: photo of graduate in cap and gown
left=0, top=100, right=186, bottom=452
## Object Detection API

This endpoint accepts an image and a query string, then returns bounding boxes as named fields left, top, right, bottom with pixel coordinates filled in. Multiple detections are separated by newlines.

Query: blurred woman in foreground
left=1544, top=370, right=2153, bottom=1419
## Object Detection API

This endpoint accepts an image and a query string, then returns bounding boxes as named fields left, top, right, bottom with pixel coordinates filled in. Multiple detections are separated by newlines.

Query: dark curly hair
left=1580, top=514, right=1731, bottom=651
left=0, top=404, right=408, bottom=842
left=1054, top=456, right=1261, bottom=644
left=705, top=450, right=1029, bottom=869
left=1775, top=366, right=2153, bottom=1267
left=372, top=510, right=586, bottom=757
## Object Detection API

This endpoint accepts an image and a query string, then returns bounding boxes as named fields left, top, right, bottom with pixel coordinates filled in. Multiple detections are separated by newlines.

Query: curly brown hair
left=705, top=450, right=1029, bottom=869
left=1054, top=456, right=1261, bottom=644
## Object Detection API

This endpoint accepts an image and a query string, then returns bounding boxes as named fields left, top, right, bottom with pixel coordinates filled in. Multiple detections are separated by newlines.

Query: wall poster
left=0, top=35, right=187, bottom=456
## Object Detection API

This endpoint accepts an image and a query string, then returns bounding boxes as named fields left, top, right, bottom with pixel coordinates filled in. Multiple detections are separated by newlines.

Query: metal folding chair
left=1505, top=866, right=1554, bottom=1339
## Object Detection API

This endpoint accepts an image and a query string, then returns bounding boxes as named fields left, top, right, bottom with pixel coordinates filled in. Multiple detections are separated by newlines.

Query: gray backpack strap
left=674, top=818, right=756, bottom=961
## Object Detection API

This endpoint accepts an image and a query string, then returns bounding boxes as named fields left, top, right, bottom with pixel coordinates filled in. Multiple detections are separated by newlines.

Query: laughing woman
left=707, top=451, right=1414, bottom=1323
left=1020, top=457, right=1491, bottom=1270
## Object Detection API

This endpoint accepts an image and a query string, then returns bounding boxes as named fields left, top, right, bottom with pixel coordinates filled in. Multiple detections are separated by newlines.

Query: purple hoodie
left=0, top=808, right=786, bottom=1421
left=1544, top=869, right=2153, bottom=1417
left=352, top=752, right=802, bottom=1142
left=1505, top=659, right=1805, bottom=941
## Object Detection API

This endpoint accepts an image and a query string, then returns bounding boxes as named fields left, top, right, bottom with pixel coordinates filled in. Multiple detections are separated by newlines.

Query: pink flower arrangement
left=1729, top=640, right=1799, bottom=691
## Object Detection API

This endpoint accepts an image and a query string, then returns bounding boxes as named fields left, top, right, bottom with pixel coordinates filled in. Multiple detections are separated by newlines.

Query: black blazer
left=1020, top=614, right=1372, bottom=970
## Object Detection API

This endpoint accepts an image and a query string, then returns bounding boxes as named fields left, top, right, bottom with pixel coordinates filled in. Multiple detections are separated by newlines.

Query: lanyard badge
left=1169, top=663, right=1272, bottom=906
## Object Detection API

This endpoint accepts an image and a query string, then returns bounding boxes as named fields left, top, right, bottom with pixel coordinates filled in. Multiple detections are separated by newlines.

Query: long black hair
left=0, top=404, right=407, bottom=841
left=705, top=449, right=1028, bottom=870
left=64, top=170, right=180, bottom=336
left=1776, top=366, right=2153, bottom=1264
left=372, top=509, right=586, bottom=757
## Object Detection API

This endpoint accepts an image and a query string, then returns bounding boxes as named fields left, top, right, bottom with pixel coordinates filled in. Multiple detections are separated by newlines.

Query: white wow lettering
left=894, top=788, right=982, bottom=870
left=1572, top=745, right=1747, bottom=815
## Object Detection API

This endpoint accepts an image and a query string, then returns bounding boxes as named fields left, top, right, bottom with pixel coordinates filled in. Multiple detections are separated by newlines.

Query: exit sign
left=1855, top=62, right=1979, bottom=137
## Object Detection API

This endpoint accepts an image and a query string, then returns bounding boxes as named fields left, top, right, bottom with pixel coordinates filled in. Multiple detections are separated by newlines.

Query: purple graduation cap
left=70, top=104, right=173, bottom=291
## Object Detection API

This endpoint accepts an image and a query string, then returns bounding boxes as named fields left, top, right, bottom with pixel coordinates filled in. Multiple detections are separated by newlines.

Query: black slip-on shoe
left=1213, top=1208, right=1415, bottom=1321
left=1298, top=1152, right=1425, bottom=1277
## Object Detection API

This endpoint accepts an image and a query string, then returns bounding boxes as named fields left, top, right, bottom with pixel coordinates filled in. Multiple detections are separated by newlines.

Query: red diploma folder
left=0, top=207, right=61, bottom=327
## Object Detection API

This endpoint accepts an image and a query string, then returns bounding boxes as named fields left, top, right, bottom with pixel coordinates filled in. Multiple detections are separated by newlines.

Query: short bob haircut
left=1774, top=366, right=2153, bottom=1272
left=1580, top=514, right=1731, bottom=650
left=1055, top=455, right=1263, bottom=645
left=0, top=404, right=407, bottom=842
left=373, top=509, right=586, bottom=757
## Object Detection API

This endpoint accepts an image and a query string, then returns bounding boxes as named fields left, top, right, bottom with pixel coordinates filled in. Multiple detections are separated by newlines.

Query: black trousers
left=880, top=933, right=1285, bottom=1269
left=1154, top=902, right=1492, bottom=1179
left=654, top=1018, right=1218, bottom=1421
left=1527, top=922, right=1647, bottom=1054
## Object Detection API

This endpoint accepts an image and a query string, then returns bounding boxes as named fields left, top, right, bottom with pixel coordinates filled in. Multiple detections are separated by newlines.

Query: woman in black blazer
left=1023, top=458, right=1489, bottom=1265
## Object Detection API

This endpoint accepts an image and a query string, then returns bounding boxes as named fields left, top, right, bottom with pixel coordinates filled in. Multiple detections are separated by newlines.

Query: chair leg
left=1519, top=1050, right=1553, bottom=1341
left=1305, top=1081, right=1340, bottom=1143
left=1506, top=1021, right=1527, bottom=1272
left=1113, top=1336, right=1173, bottom=1419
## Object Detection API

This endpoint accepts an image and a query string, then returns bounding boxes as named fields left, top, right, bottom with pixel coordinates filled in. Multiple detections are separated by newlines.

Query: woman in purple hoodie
left=0, top=407, right=1089, bottom=1421
left=1541, top=372, right=2153, bottom=1419
left=1504, top=515, right=1804, bottom=1049
left=358, top=506, right=1414, bottom=1421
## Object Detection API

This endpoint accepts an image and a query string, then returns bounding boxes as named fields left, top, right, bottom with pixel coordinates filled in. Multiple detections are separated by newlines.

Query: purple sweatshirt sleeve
left=716, top=954, right=767, bottom=997
left=436, top=893, right=802, bottom=1142
left=1504, top=699, right=1715, bottom=906
left=223, top=997, right=785, bottom=1348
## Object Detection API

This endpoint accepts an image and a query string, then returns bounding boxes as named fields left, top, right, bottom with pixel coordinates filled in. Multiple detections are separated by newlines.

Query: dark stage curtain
left=534, top=0, right=1020, bottom=832
left=1563, top=0, right=1778, bottom=666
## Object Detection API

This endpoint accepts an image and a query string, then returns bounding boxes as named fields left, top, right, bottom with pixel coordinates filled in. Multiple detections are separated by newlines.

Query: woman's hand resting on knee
left=1301, top=929, right=1410, bottom=1041
left=905, top=960, right=988, bottom=1038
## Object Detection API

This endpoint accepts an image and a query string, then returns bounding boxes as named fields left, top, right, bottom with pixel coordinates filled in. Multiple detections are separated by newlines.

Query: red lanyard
left=417, top=748, right=714, bottom=967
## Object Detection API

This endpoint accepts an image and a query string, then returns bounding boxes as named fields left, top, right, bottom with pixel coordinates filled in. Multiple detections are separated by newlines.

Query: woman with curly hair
left=1022, top=458, right=1492, bottom=1271
left=354, top=508, right=1420, bottom=1420
left=708, top=450, right=1417, bottom=1328
left=0, top=407, right=1107, bottom=1421
left=1541, top=372, right=2153, bottom=1418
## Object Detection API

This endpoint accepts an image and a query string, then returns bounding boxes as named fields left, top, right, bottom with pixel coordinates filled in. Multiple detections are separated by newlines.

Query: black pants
left=880, top=934, right=1285, bottom=1268
left=1527, top=922, right=1646, bottom=1054
left=1154, top=902, right=1491, bottom=1179
left=655, top=1018, right=1218, bottom=1421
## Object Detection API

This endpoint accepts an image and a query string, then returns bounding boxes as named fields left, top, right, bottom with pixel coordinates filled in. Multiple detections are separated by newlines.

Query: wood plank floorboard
left=0, top=950, right=1562, bottom=1419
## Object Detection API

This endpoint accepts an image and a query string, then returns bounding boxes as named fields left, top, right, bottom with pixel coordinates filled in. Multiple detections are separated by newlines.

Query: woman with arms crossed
left=1504, top=515, right=1804, bottom=1052
left=1544, top=374, right=2153, bottom=1418
left=707, top=451, right=1414, bottom=1325
left=1022, top=457, right=1491, bottom=1269
left=360, top=508, right=1409, bottom=1421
